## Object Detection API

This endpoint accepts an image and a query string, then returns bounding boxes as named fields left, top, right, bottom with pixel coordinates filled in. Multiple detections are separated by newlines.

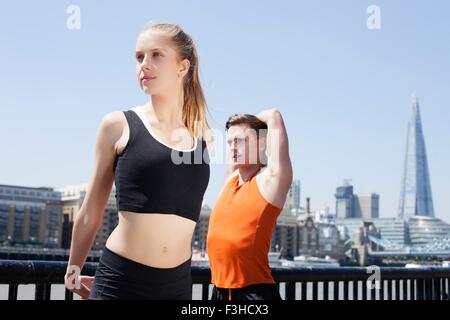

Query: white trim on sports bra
left=131, top=106, right=198, bottom=153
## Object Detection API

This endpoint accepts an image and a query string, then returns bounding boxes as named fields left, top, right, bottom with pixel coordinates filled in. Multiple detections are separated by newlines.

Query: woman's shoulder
left=100, top=110, right=127, bottom=130
left=95, top=110, right=130, bottom=145
left=102, top=105, right=141, bottom=123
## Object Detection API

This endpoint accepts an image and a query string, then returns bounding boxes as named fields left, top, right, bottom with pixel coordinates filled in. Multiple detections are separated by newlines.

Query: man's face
left=226, top=124, right=265, bottom=167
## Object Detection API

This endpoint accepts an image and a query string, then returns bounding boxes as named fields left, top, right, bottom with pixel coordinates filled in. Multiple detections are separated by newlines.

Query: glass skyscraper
left=398, top=95, right=435, bottom=218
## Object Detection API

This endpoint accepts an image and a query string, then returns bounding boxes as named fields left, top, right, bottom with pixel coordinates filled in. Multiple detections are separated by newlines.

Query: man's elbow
left=268, top=109, right=282, bottom=122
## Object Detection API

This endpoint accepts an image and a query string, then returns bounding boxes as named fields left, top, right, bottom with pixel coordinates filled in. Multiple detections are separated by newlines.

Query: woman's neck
left=146, top=91, right=184, bottom=127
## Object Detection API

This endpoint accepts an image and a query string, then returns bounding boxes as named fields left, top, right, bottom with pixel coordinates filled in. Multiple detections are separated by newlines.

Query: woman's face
left=135, top=31, right=189, bottom=95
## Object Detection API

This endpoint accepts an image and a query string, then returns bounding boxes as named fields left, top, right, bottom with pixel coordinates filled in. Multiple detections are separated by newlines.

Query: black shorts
left=211, top=283, right=282, bottom=300
left=89, top=246, right=192, bottom=300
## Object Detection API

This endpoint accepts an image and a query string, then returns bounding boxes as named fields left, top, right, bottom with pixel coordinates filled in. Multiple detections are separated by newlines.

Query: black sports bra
left=113, top=106, right=210, bottom=222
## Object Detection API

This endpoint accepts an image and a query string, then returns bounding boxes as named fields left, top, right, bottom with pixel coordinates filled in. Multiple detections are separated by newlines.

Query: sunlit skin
left=226, top=124, right=266, bottom=169
left=65, top=29, right=203, bottom=299
left=224, top=109, right=293, bottom=209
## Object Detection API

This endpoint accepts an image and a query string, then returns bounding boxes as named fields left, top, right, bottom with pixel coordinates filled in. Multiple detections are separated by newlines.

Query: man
left=207, top=108, right=292, bottom=300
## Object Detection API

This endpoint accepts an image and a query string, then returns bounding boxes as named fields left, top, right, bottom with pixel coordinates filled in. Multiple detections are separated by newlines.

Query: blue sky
left=1, top=1, right=449, bottom=222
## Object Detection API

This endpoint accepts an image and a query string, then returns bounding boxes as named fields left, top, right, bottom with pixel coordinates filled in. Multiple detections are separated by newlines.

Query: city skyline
left=1, top=1, right=449, bottom=223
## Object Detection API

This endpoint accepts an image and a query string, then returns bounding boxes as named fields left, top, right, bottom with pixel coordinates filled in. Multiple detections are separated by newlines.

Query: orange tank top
left=206, top=173, right=282, bottom=288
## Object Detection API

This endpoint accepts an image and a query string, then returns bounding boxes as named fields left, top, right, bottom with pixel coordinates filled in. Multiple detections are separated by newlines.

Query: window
left=0, top=209, right=9, bottom=241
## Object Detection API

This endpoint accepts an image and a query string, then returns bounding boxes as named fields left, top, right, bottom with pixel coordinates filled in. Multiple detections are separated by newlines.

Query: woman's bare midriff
left=108, top=115, right=197, bottom=268
left=105, top=211, right=196, bottom=268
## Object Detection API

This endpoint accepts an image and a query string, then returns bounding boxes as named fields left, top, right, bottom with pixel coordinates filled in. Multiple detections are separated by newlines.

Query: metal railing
left=1, top=260, right=450, bottom=300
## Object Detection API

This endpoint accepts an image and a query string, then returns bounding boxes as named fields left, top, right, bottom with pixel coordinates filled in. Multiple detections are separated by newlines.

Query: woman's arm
left=64, top=111, right=125, bottom=298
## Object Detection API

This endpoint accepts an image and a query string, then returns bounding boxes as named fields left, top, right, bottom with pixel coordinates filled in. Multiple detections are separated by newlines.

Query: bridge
left=366, top=234, right=450, bottom=259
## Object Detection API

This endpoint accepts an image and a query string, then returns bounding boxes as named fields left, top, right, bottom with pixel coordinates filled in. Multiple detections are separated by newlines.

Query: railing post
left=285, top=282, right=296, bottom=300
left=432, top=278, right=441, bottom=300
left=343, top=281, right=349, bottom=300
left=202, top=284, right=209, bottom=300
left=362, top=280, right=368, bottom=300
left=333, top=281, right=339, bottom=300
left=323, top=281, right=329, bottom=300
left=35, top=283, right=51, bottom=300
left=402, top=279, right=407, bottom=300
left=301, top=282, right=307, bottom=300
left=312, top=282, right=318, bottom=300
left=417, top=279, right=424, bottom=300
left=8, top=284, right=18, bottom=300
left=352, top=281, right=358, bottom=300
left=425, top=279, right=432, bottom=300
left=447, top=278, right=450, bottom=300
left=65, top=288, right=74, bottom=300
left=371, top=281, right=375, bottom=300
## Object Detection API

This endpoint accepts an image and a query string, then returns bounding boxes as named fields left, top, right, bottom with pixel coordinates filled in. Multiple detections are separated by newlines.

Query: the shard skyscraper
left=398, top=95, right=435, bottom=219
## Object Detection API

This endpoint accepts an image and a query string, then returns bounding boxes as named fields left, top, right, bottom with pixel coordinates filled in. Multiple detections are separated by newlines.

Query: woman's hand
left=64, top=274, right=95, bottom=300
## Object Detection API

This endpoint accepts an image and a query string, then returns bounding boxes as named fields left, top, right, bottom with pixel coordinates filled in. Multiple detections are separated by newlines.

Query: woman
left=64, top=23, right=210, bottom=300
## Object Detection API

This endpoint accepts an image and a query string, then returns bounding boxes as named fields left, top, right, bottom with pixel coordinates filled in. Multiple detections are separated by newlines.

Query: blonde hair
left=140, top=22, right=209, bottom=139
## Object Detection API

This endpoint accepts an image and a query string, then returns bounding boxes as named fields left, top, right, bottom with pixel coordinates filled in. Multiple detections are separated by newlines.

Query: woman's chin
left=141, top=87, right=158, bottom=95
